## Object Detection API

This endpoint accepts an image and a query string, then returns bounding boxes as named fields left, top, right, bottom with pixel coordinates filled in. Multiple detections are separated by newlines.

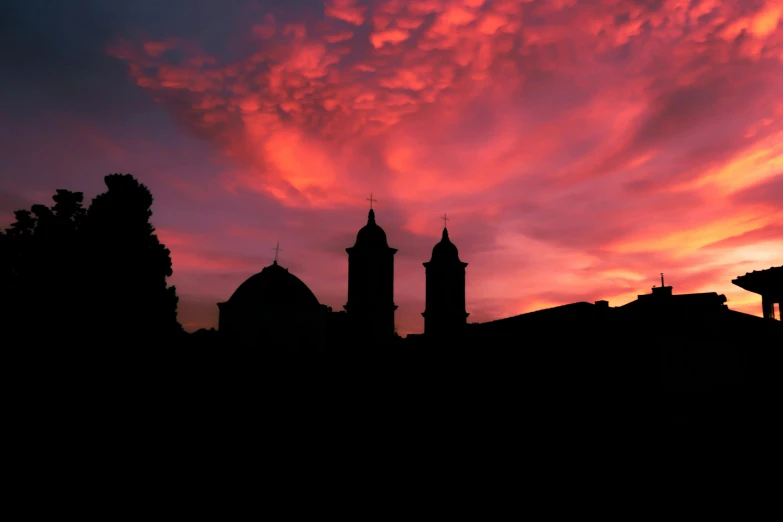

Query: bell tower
left=345, top=195, right=397, bottom=343
left=423, top=215, right=468, bottom=338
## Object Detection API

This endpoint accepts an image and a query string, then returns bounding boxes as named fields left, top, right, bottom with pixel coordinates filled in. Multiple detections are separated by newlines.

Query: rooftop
left=732, top=266, right=783, bottom=297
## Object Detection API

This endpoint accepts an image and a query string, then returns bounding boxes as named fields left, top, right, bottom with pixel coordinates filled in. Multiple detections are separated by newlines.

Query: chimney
left=651, top=272, right=673, bottom=296
left=595, top=300, right=609, bottom=309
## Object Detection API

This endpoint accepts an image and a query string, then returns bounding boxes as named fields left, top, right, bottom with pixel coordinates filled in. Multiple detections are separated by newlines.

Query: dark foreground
left=10, top=321, right=780, bottom=449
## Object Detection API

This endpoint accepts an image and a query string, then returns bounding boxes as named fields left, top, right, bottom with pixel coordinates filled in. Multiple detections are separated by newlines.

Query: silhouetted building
left=203, top=206, right=780, bottom=398
left=422, top=227, right=469, bottom=338
left=618, top=278, right=731, bottom=327
left=455, top=278, right=783, bottom=391
left=191, top=327, right=219, bottom=349
left=344, top=208, right=397, bottom=343
left=467, top=280, right=734, bottom=337
left=732, top=266, right=782, bottom=321
left=217, top=260, right=325, bottom=350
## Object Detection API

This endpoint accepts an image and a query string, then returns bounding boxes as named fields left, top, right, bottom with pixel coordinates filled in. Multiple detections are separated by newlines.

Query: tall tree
left=0, top=176, right=182, bottom=347
left=82, top=174, right=180, bottom=345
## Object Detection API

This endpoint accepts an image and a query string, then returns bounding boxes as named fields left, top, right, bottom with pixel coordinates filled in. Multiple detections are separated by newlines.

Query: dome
left=226, top=261, right=320, bottom=312
left=429, top=228, right=462, bottom=263
left=350, top=209, right=390, bottom=249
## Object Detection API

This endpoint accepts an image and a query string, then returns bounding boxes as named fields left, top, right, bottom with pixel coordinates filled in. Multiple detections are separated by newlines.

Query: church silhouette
left=217, top=205, right=417, bottom=350
left=210, top=202, right=782, bottom=390
left=215, top=204, right=487, bottom=351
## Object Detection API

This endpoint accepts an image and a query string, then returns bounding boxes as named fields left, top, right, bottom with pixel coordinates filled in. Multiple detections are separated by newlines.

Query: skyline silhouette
left=6, top=174, right=781, bottom=423
left=4, top=174, right=779, bottom=344
left=2, top=0, right=782, bottom=338
left=2, top=175, right=781, bottom=338
left=4, top=3, right=783, bottom=441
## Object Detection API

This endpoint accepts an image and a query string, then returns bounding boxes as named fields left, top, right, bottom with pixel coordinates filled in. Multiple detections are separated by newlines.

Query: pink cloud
left=325, top=0, right=367, bottom=25
left=104, top=0, right=783, bottom=333
left=324, top=30, right=355, bottom=43
left=142, top=38, right=179, bottom=57
left=370, top=28, right=410, bottom=48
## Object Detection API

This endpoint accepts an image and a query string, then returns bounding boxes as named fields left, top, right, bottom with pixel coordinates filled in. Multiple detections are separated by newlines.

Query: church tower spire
left=345, top=198, right=398, bottom=343
left=422, top=219, right=468, bottom=338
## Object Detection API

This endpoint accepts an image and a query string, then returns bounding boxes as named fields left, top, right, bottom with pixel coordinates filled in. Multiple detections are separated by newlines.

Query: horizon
left=1, top=0, right=781, bottom=335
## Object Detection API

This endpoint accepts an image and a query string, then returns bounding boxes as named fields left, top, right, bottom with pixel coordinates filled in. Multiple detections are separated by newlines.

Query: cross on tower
left=442, top=213, right=449, bottom=229
left=366, top=193, right=377, bottom=209
left=273, top=241, right=283, bottom=264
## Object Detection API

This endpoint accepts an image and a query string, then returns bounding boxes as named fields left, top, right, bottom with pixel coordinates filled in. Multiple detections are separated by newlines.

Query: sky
left=1, top=0, right=781, bottom=334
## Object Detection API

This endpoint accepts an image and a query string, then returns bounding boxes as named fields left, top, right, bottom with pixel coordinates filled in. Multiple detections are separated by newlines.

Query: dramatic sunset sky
left=1, top=0, right=781, bottom=333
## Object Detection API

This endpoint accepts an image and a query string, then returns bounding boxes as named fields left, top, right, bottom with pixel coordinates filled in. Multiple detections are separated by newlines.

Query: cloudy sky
left=1, top=0, right=781, bottom=333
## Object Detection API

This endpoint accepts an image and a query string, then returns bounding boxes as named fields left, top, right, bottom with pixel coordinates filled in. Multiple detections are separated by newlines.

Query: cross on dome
left=272, top=241, right=283, bottom=264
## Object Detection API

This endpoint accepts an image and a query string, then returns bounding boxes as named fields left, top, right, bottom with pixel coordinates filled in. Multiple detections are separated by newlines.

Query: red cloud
left=105, top=0, right=783, bottom=334
left=325, top=0, right=367, bottom=25
left=142, top=38, right=179, bottom=57
left=370, top=28, right=410, bottom=48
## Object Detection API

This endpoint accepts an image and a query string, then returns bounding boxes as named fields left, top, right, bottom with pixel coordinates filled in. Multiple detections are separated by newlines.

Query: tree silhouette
left=0, top=210, right=37, bottom=337
left=0, top=191, right=88, bottom=343
left=82, top=174, right=181, bottom=345
left=0, top=175, right=182, bottom=346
